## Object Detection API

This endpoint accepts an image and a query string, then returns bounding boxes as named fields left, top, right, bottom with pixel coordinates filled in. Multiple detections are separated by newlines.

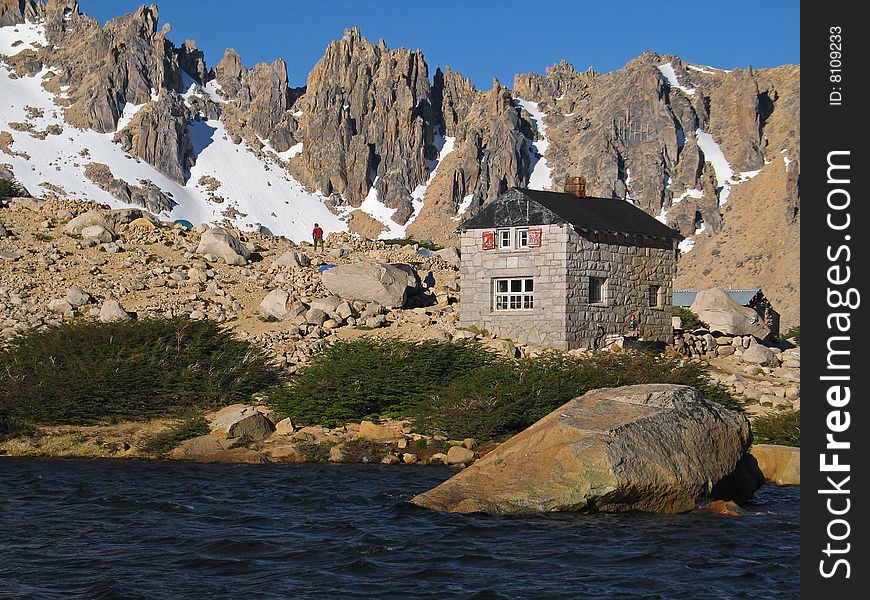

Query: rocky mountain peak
left=0, top=0, right=39, bottom=26
left=299, top=28, right=434, bottom=221
left=177, top=39, right=207, bottom=83
left=213, top=47, right=244, bottom=96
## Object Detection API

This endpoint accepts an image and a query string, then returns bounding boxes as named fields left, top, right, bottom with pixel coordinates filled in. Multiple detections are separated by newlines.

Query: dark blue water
left=0, top=458, right=799, bottom=599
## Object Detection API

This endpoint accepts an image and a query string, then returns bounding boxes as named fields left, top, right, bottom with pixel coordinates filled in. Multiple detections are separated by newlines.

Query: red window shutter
left=482, top=230, right=495, bottom=250
left=529, top=227, right=542, bottom=247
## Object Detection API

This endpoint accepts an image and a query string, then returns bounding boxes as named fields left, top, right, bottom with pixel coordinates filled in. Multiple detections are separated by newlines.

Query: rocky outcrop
left=299, top=27, right=435, bottom=224
left=320, top=262, right=413, bottom=308
left=84, top=163, right=176, bottom=213
left=113, top=96, right=194, bottom=184
left=407, top=78, right=533, bottom=242
left=195, top=226, right=251, bottom=265
left=44, top=4, right=184, bottom=133
left=690, top=287, right=771, bottom=339
left=212, top=48, right=303, bottom=153
left=433, top=66, right=477, bottom=136
left=176, top=39, right=207, bottom=83
left=749, top=444, right=800, bottom=485
left=0, top=0, right=39, bottom=26
left=411, top=384, right=763, bottom=514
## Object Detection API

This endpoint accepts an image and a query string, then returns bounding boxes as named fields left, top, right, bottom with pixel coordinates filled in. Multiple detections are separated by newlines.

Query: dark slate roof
left=673, top=288, right=762, bottom=307
left=458, top=188, right=682, bottom=239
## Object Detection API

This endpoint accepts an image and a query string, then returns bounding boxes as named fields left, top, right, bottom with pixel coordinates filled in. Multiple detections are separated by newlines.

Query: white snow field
left=514, top=98, right=553, bottom=191
left=1, top=22, right=346, bottom=242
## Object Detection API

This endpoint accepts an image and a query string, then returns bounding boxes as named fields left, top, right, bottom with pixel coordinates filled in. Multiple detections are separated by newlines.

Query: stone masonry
left=460, top=223, right=676, bottom=350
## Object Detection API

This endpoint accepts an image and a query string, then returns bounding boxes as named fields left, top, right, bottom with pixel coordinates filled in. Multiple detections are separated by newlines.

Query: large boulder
left=99, top=299, right=131, bottom=323
left=196, top=226, right=251, bottom=266
left=270, top=251, right=310, bottom=270
left=259, top=289, right=306, bottom=321
left=411, top=384, right=763, bottom=514
left=209, top=404, right=275, bottom=441
left=741, top=340, right=779, bottom=366
left=435, top=246, right=461, bottom=265
left=320, top=262, right=413, bottom=307
left=357, top=420, right=404, bottom=442
left=749, top=444, right=800, bottom=485
left=64, top=210, right=115, bottom=237
left=168, top=434, right=232, bottom=460
left=690, top=288, right=770, bottom=340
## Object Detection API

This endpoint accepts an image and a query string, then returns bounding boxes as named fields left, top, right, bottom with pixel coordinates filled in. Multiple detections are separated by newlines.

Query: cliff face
left=298, top=27, right=435, bottom=224
left=0, top=2, right=800, bottom=325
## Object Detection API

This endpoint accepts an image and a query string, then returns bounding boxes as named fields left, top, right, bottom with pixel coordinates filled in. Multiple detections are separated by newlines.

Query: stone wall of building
left=565, top=229, right=676, bottom=348
left=459, top=223, right=571, bottom=348
left=459, top=223, right=677, bottom=350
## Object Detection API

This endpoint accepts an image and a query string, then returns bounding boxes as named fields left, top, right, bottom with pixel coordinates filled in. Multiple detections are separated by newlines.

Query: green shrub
left=294, top=439, right=332, bottom=463
left=381, top=237, right=442, bottom=251
left=782, top=325, right=800, bottom=344
left=413, top=350, right=741, bottom=441
left=0, top=318, right=283, bottom=427
left=0, top=178, right=28, bottom=198
left=672, top=307, right=707, bottom=331
left=269, top=339, right=498, bottom=427
left=0, top=408, right=35, bottom=442
left=752, top=410, right=800, bottom=447
left=269, top=338, right=740, bottom=441
left=340, top=438, right=390, bottom=463
left=139, top=411, right=210, bottom=456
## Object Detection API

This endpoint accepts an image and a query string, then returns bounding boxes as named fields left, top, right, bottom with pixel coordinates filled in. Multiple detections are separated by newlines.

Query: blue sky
left=82, top=1, right=800, bottom=89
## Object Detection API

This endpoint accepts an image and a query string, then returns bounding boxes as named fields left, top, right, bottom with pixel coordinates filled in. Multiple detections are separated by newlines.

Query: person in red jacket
left=312, top=223, right=324, bottom=252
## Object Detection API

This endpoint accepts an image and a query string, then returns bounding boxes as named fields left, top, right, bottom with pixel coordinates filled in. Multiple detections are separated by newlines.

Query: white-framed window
left=497, top=229, right=512, bottom=249
left=516, top=228, right=529, bottom=248
left=648, top=284, right=662, bottom=308
left=493, top=277, right=534, bottom=311
left=589, top=277, right=607, bottom=305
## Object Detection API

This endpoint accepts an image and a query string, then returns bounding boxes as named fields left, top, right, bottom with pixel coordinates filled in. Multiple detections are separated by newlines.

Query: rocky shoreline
left=0, top=395, right=800, bottom=491
left=0, top=403, right=494, bottom=469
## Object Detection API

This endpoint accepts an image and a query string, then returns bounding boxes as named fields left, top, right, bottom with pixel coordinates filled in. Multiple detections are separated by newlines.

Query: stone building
left=458, top=185, right=682, bottom=349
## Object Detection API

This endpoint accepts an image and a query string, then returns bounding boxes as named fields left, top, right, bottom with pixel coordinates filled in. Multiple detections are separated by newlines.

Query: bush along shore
left=0, top=320, right=798, bottom=471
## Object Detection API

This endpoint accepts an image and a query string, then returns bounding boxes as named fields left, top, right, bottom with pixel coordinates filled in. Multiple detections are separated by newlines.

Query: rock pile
left=167, top=405, right=485, bottom=467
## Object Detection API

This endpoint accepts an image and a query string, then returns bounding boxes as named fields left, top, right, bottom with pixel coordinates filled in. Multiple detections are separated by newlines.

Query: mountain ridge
left=0, top=0, right=800, bottom=326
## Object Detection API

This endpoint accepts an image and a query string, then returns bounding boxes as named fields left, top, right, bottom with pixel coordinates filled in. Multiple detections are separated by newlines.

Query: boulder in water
left=411, top=384, right=763, bottom=514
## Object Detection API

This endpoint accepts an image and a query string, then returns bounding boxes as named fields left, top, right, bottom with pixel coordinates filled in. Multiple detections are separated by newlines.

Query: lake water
left=0, top=458, right=799, bottom=599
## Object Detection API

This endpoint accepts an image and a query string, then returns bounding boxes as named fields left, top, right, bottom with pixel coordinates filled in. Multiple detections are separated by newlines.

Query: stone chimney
left=564, top=176, right=586, bottom=197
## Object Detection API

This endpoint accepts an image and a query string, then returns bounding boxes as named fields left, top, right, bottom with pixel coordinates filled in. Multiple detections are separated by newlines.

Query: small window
left=516, top=228, right=529, bottom=248
left=498, top=229, right=511, bottom=249
left=589, top=277, right=606, bottom=304
left=493, top=277, right=534, bottom=311
left=648, top=285, right=662, bottom=308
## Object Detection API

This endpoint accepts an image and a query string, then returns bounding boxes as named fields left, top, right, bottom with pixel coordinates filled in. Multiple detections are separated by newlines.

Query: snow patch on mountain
left=694, top=129, right=761, bottom=206
left=514, top=98, right=552, bottom=190
left=0, top=31, right=345, bottom=242
left=334, top=129, right=458, bottom=239
left=453, top=194, right=474, bottom=221
left=0, top=21, right=44, bottom=56
left=678, top=237, right=695, bottom=253
left=658, top=63, right=696, bottom=96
